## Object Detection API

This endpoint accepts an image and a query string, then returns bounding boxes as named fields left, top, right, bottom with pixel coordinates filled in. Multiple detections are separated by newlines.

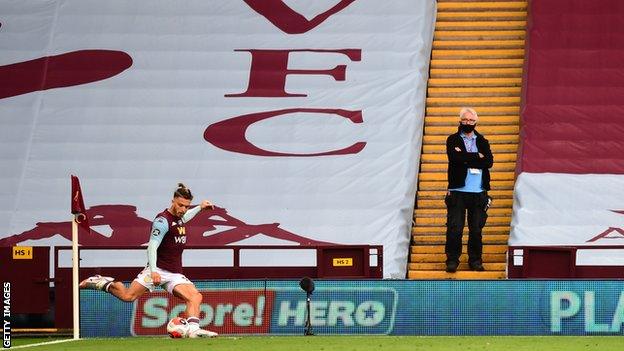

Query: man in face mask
left=444, top=107, right=494, bottom=273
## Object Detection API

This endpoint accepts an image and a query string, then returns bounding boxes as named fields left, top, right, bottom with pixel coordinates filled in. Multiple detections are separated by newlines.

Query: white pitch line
left=10, top=338, right=78, bottom=349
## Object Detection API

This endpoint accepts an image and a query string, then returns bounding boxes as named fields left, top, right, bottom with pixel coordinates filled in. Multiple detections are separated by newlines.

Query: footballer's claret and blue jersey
left=147, top=206, right=201, bottom=273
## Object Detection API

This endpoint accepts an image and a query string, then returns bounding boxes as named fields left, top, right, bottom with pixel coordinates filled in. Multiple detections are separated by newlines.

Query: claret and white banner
left=510, top=173, right=624, bottom=264
left=0, top=0, right=436, bottom=278
left=511, top=0, right=624, bottom=267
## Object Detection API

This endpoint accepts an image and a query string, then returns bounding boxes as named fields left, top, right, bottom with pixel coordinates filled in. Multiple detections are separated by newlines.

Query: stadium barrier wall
left=508, top=246, right=624, bottom=279
left=81, top=279, right=624, bottom=336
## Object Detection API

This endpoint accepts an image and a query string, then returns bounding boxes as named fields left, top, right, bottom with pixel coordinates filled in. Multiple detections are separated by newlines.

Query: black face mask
left=459, top=123, right=476, bottom=133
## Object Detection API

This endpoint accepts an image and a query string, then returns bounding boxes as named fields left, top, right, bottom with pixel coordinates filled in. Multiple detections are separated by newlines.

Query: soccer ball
left=167, top=317, right=189, bottom=338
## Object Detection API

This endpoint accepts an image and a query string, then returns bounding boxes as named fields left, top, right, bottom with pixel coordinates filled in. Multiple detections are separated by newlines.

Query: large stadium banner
left=510, top=173, right=624, bottom=265
left=510, top=0, right=624, bottom=265
left=81, top=279, right=624, bottom=336
left=0, top=1, right=436, bottom=278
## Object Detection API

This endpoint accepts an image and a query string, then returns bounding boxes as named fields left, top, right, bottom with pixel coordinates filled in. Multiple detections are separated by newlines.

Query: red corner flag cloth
left=71, top=175, right=90, bottom=231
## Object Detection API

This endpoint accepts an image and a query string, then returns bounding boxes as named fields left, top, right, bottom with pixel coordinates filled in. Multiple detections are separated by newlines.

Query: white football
left=167, top=317, right=189, bottom=338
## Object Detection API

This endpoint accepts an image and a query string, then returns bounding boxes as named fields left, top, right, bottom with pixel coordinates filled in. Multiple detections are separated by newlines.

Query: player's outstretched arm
left=181, top=200, right=215, bottom=223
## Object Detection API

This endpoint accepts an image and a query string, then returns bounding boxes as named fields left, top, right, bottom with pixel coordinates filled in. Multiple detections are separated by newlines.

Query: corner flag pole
left=70, top=175, right=88, bottom=340
left=71, top=214, right=80, bottom=340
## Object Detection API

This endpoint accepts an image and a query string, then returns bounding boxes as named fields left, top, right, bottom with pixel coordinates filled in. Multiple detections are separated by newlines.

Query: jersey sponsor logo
left=132, top=289, right=274, bottom=335
left=174, top=236, right=186, bottom=244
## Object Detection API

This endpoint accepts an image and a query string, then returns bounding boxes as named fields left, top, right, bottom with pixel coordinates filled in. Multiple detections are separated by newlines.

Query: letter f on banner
left=71, top=175, right=90, bottom=232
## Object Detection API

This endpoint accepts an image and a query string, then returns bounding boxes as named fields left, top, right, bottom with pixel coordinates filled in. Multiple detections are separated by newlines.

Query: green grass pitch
left=10, top=336, right=624, bottom=351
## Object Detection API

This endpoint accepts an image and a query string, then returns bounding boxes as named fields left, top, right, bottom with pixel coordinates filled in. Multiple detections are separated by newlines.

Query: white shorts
left=134, top=267, right=193, bottom=294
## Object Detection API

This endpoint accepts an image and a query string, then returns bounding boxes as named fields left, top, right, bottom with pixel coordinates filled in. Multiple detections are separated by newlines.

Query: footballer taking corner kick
left=80, top=183, right=218, bottom=338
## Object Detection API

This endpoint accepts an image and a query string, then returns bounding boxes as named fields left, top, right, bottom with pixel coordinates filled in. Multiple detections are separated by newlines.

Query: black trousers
left=444, top=191, right=489, bottom=265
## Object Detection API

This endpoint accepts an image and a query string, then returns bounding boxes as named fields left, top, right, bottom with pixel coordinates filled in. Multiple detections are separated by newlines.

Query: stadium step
left=429, top=77, right=522, bottom=88
left=427, top=86, right=521, bottom=96
left=416, top=198, right=513, bottom=208
left=421, top=152, right=517, bottom=162
left=410, top=253, right=507, bottom=263
left=412, top=234, right=510, bottom=245
left=420, top=161, right=516, bottom=172
left=412, top=225, right=511, bottom=235
left=426, top=105, right=519, bottom=116
left=431, top=49, right=525, bottom=59
left=418, top=180, right=515, bottom=190
left=414, top=216, right=511, bottom=227
left=415, top=208, right=512, bottom=218
left=412, top=245, right=508, bottom=254
left=437, top=2, right=527, bottom=12
left=433, top=40, right=525, bottom=50
left=436, top=21, right=526, bottom=31
left=436, top=12, right=527, bottom=22
left=408, top=262, right=506, bottom=271
left=408, top=270, right=506, bottom=279
left=432, top=38, right=525, bottom=50
left=422, top=143, right=518, bottom=153
left=417, top=189, right=513, bottom=200
left=409, top=0, right=526, bottom=280
left=420, top=142, right=515, bottom=153
left=426, top=96, right=521, bottom=106
left=429, top=68, right=522, bottom=79
left=418, top=172, right=515, bottom=183
left=434, top=30, right=526, bottom=41
left=418, top=171, right=515, bottom=182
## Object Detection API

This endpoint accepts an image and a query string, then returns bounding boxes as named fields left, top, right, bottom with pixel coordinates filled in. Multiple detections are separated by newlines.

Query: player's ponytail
left=174, top=183, right=193, bottom=200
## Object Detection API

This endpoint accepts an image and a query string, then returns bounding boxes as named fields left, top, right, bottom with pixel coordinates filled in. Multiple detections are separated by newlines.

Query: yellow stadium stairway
left=409, top=0, right=526, bottom=279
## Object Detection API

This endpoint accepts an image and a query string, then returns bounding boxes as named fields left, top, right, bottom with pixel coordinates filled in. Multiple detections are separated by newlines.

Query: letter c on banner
left=204, top=108, right=366, bottom=157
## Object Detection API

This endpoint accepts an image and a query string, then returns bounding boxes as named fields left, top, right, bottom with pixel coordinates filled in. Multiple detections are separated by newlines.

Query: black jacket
left=446, top=127, right=494, bottom=191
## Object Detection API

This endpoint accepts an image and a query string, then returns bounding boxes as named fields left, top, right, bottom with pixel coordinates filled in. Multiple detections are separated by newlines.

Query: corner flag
left=70, top=175, right=87, bottom=340
left=71, top=175, right=90, bottom=231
